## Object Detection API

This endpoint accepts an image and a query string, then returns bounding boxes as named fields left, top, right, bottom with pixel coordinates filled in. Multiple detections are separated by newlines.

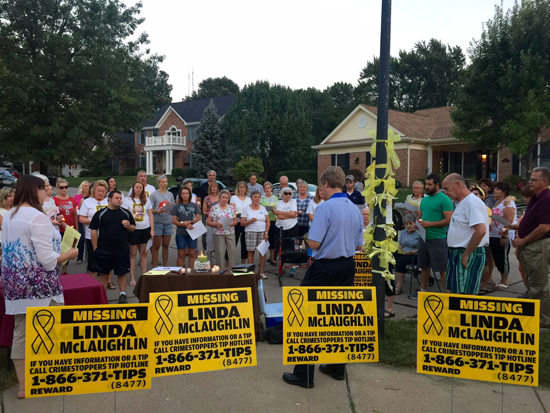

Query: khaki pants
left=12, top=300, right=63, bottom=359
left=213, top=233, right=236, bottom=270
left=519, top=237, right=550, bottom=327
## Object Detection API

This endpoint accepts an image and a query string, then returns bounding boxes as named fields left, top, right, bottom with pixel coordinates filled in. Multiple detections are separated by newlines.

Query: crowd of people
left=2, top=165, right=550, bottom=396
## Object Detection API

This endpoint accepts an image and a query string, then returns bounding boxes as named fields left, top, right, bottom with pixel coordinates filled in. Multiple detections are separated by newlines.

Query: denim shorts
left=154, top=222, right=174, bottom=236
left=176, top=234, right=197, bottom=250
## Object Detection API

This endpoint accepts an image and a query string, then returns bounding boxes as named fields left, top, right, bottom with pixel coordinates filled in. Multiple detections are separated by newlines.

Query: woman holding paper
left=207, top=189, right=237, bottom=270
left=241, top=190, right=270, bottom=279
left=488, top=182, right=517, bottom=290
left=173, top=186, right=201, bottom=269
left=1, top=175, right=78, bottom=399
left=230, top=181, right=251, bottom=264
left=123, top=181, right=155, bottom=285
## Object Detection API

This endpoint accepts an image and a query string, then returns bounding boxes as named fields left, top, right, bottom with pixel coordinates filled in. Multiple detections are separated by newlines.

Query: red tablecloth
left=0, top=273, right=108, bottom=348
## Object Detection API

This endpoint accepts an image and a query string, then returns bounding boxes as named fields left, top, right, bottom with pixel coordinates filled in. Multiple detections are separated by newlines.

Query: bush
left=231, top=157, right=264, bottom=182
left=78, top=170, right=91, bottom=177
left=172, top=168, right=184, bottom=177
left=503, top=174, right=527, bottom=191
left=185, top=168, right=197, bottom=178
left=276, top=170, right=318, bottom=184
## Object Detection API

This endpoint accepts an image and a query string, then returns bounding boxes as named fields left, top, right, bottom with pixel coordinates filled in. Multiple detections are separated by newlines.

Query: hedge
left=171, top=168, right=184, bottom=177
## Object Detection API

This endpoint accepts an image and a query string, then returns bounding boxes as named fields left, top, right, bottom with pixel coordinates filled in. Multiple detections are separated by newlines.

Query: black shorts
left=128, top=228, right=151, bottom=246
left=298, top=225, right=309, bottom=237
left=93, top=248, right=130, bottom=276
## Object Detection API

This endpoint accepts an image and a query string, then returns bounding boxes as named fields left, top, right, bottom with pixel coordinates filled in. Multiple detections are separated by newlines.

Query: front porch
left=144, top=134, right=187, bottom=175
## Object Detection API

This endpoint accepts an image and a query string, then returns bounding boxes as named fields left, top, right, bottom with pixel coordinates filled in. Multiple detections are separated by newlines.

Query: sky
left=127, top=0, right=519, bottom=101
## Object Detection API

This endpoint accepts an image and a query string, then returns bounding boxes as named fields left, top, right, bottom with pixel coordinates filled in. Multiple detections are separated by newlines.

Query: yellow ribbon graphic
left=287, top=289, right=305, bottom=327
left=155, top=294, right=174, bottom=334
left=423, top=295, right=444, bottom=336
left=31, top=310, right=55, bottom=354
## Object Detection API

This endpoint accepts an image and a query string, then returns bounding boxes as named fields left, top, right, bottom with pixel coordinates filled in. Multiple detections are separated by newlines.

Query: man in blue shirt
left=283, top=167, right=364, bottom=389
left=345, top=175, right=365, bottom=205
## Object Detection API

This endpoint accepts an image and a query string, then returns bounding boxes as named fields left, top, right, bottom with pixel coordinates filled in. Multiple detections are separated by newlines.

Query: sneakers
left=118, top=294, right=128, bottom=304
left=260, top=273, right=268, bottom=279
left=408, top=289, right=425, bottom=300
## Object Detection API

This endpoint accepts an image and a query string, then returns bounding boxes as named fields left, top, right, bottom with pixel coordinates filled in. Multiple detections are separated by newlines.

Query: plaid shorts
left=245, top=231, right=264, bottom=251
left=446, top=247, right=485, bottom=294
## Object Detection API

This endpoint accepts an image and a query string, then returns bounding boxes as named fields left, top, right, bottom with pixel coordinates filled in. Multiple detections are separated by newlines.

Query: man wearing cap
left=282, top=166, right=363, bottom=389
left=345, top=175, right=365, bottom=205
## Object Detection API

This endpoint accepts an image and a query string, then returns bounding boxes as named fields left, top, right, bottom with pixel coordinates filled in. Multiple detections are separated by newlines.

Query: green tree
left=357, top=39, right=465, bottom=112
left=193, top=100, right=226, bottom=179
left=0, top=0, right=172, bottom=172
left=452, top=1, right=550, bottom=175
left=231, top=156, right=264, bottom=183
left=187, top=76, right=239, bottom=100
left=224, top=81, right=314, bottom=181
left=296, top=87, right=338, bottom=145
left=325, top=82, right=357, bottom=121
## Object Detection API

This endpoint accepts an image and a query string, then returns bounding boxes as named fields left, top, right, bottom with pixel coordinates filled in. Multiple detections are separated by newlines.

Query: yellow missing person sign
left=282, top=287, right=378, bottom=365
left=354, top=252, right=372, bottom=287
left=150, top=288, right=257, bottom=376
left=25, top=305, right=153, bottom=398
left=417, top=292, right=540, bottom=386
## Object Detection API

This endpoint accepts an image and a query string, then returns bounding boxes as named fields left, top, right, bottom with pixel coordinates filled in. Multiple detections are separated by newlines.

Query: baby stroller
left=278, top=231, right=311, bottom=287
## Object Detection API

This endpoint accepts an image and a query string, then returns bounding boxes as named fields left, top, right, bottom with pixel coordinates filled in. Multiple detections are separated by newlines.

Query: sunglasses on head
left=58, top=185, right=68, bottom=189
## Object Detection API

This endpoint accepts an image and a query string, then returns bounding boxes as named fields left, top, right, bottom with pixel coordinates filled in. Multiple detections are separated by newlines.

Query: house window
left=365, top=152, right=372, bottom=167
left=167, top=126, right=181, bottom=137
left=449, top=152, right=462, bottom=174
left=152, top=129, right=159, bottom=137
left=331, top=153, right=349, bottom=171
left=139, top=130, right=146, bottom=145
left=463, top=151, right=477, bottom=179
left=139, top=154, right=146, bottom=168
left=172, top=152, right=176, bottom=172
left=539, top=143, right=550, bottom=170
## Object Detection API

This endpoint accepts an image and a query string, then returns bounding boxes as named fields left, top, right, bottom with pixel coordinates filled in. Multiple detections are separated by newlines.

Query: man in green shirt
left=408, top=174, right=454, bottom=299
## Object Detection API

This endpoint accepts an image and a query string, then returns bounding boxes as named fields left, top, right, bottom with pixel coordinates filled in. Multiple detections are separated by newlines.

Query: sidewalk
left=3, top=232, right=548, bottom=412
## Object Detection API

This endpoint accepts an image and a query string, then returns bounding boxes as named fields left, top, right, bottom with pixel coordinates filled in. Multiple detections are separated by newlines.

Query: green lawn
left=65, top=176, right=179, bottom=192
left=380, top=319, right=550, bottom=387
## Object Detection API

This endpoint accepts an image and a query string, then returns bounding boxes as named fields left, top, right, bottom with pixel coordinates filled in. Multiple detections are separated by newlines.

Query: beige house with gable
left=312, top=104, right=546, bottom=186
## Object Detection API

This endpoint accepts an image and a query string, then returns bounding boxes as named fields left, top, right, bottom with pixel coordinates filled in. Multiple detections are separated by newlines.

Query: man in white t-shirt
left=442, top=173, right=489, bottom=294
left=129, top=170, right=156, bottom=198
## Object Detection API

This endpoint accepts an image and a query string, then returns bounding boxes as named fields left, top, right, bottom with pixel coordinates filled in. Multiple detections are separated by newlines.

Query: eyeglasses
left=58, top=185, right=68, bottom=189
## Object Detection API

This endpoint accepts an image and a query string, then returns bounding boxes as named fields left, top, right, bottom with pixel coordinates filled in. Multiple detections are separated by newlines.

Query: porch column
left=168, top=150, right=173, bottom=174
left=146, top=151, right=152, bottom=175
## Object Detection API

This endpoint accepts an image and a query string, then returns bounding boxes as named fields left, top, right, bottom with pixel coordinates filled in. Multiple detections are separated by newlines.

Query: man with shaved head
left=442, top=173, right=489, bottom=294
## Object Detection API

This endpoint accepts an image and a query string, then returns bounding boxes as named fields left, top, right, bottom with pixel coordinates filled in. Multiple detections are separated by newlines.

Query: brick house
left=135, top=95, right=236, bottom=175
left=313, top=104, right=550, bottom=186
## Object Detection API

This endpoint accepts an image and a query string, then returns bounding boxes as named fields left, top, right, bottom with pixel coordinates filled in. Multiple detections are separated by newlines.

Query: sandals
left=395, top=286, right=403, bottom=295
left=477, top=288, right=489, bottom=295
left=107, top=282, right=117, bottom=290
left=384, top=309, right=395, bottom=318
left=494, top=283, right=508, bottom=290
left=17, top=389, right=25, bottom=399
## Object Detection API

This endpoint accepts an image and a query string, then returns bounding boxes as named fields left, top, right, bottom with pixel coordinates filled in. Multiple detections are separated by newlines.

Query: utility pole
left=373, top=0, right=392, bottom=338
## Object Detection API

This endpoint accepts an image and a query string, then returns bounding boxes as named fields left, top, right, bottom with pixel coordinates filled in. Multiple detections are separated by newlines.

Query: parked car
left=0, top=170, right=17, bottom=189
left=0, top=167, right=19, bottom=179
left=168, top=179, right=233, bottom=201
